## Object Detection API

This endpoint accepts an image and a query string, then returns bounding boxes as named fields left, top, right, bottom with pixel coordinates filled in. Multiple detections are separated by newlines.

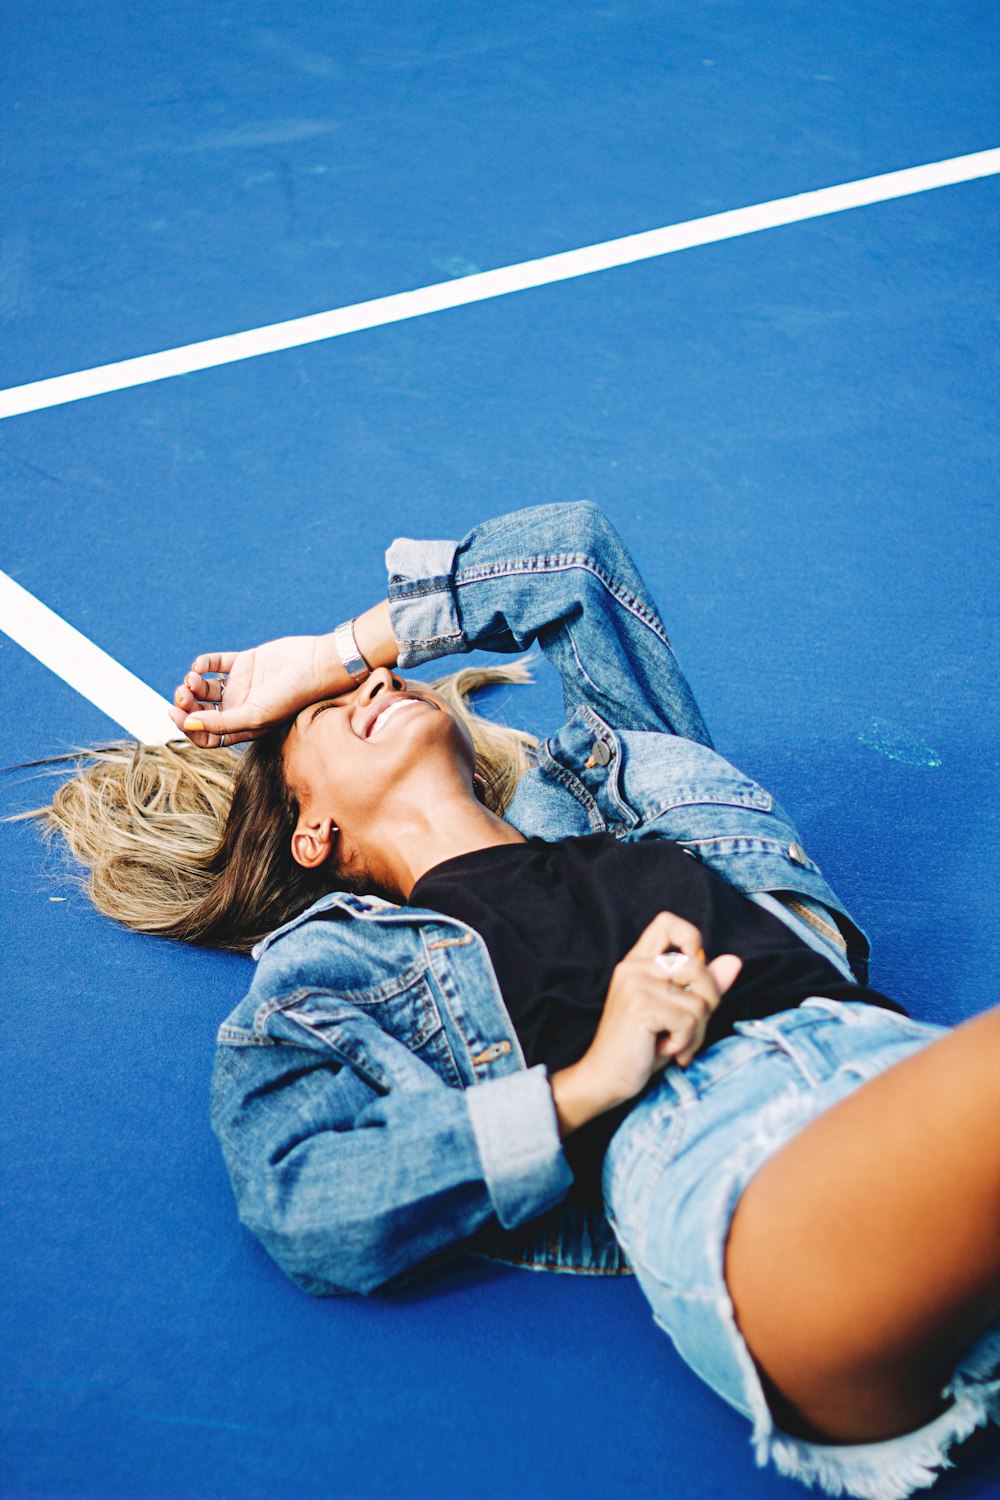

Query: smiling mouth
left=367, top=697, right=431, bottom=739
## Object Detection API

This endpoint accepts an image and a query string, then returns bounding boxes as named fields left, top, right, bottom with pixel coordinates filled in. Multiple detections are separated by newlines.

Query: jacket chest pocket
left=639, top=777, right=773, bottom=824
left=618, top=736, right=774, bottom=826
left=280, top=974, right=463, bottom=1091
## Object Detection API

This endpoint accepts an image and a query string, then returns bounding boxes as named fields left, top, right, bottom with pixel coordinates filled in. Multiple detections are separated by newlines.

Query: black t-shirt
left=410, top=831, right=903, bottom=1190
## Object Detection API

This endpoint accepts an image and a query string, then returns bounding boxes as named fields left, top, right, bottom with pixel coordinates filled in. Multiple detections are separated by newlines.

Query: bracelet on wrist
left=333, top=618, right=372, bottom=683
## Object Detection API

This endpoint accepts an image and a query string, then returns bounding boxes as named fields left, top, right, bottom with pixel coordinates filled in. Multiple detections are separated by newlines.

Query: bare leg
left=725, top=1006, right=1000, bottom=1444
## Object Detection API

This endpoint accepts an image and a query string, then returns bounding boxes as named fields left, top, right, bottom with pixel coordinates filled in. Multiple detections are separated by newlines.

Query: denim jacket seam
left=600, top=742, right=639, bottom=829
left=419, top=931, right=482, bottom=1078
left=540, top=709, right=638, bottom=829
left=303, top=964, right=431, bottom=1007
left=254, top=988, right=323, bottom=1038
left=387, top=577, right=453, bottom=598
left=537, top=743, right=606, bottom=831
left=453, top=554, right=673, bottom=647
left=682, top=834, right=821, bottom=869
left=561, top=621, right=607, bottom=705
left=641, top=788, right=773, bottom=818
left=217, top=1024, right=273, bottom=1048
left=423, top=926, right=531, bottom=1078
left=280, top=1010, right=391, bottom=1092
left=400, top=630, right=464, bottom=648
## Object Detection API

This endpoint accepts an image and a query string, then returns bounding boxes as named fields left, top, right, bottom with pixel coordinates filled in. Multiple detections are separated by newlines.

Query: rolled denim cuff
left=385, top=536, right=464, bottom=668
left=466, top=1065, right=573, bottom=1229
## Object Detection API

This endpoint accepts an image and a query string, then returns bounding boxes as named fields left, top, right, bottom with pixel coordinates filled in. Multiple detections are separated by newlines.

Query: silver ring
left=219, top=732, right=228, bottom=748
left=218, top=678, right=226, bottom=700
left=213, top=702, right=223, bottom=713
left=655, top=951, right=691, bottom=989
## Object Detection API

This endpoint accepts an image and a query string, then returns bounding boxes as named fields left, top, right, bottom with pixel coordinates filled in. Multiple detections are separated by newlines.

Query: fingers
left=646, top=987, right=713, bottom=1068
left=179, top=670, right=225, bottom=705
left=190, top=652, right=239, bottom=676
left=630, top=910, right=704, bottom=962
left=173, top=675, right=224, bottom=738
left=649, top=947, right=743, bottom=1066
left=181, top=707, right=262, bottom=743
left=167, top=701, right=246, bottom=748
left=171, top=663, right=256, bottom=747
left=168, top=682, right=261, bottom=748
left=708, top=953, right=743, bottom=996
left=171, top=677, right=226, bottom=745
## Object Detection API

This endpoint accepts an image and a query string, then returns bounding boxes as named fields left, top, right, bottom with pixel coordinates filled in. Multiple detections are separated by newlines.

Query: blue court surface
left=2, top=3, right=999, bottom=1497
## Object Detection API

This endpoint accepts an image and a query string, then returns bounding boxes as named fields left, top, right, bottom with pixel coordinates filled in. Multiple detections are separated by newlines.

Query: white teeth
left=369, top=698, right=424, bottom=737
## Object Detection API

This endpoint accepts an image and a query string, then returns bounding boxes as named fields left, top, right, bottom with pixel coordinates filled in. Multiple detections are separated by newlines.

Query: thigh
left=725, top=1005, right=1000, bottom=1443
left=604, top=1003, right=938, bottom=1417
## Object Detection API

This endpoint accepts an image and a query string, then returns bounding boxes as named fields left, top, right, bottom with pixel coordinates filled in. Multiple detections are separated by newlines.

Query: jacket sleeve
left=385, top=499, right=712, bottom=745
left=210, top=1006, right=573, bottom=1297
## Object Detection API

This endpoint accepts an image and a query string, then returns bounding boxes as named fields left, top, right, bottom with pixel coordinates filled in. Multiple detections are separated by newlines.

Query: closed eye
left=309, top=700, right=338, bottom=724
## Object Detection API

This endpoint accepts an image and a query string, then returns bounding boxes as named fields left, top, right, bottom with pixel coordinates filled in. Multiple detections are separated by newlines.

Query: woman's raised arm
left=169, top=601, right=400, bottom=747
left=171, top=501, right=711, bottom=748
left=387, top=500, right=712, bottom=744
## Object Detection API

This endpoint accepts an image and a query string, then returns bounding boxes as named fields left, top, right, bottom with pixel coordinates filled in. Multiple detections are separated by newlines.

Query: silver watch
left=332, top=618, right=371, bottom=682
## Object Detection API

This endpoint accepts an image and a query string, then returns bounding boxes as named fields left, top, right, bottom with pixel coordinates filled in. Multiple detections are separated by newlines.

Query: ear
left=291, top=816, right=339, bottom=870
left=473, top=772, right=488, bottom=804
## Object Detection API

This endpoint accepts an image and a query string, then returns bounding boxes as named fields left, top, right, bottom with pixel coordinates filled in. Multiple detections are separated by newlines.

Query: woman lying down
left=32, top=502, right=1000, bottom=1499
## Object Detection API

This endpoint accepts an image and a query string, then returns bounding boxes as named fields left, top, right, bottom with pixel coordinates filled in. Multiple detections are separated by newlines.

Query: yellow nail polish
left=184, top=717, right=205, bottom=731
left=696, top=947, right=705, bottom=962
left=175, top=690, right=185, bottom=705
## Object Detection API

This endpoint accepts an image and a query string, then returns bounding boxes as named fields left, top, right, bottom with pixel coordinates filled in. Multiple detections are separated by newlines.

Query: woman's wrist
left=549, top=1061, right=616, bottom=1139
left=319, top=601, right=400, bottom=693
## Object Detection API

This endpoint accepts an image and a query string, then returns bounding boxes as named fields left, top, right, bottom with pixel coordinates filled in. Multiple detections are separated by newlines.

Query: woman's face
left=281, top=668, right=477, bottom=869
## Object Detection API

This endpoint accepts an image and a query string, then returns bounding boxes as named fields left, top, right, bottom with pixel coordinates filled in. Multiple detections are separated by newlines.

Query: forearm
left=353, top=600, right=400, bottom=674
left=549, top=1062, right=620, bottom=1140
left=383, top=501, right=712, bottom=742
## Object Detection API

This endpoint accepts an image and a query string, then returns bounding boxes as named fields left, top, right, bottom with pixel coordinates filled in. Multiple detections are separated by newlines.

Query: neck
left=370, top=787, right=526, bottom=900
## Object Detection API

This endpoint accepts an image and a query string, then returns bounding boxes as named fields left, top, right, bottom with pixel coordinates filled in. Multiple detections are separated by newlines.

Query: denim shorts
left=602, top=999, right=1000, bottom=1500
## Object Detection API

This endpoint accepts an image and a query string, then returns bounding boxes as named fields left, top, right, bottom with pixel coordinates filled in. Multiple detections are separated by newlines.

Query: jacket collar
left=251, top=891, right=400, bottom=960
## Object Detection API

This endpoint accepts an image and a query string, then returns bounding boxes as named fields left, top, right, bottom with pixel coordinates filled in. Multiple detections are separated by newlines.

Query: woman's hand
left=549, top=913, right=743, bottom=1138
left=168, top=635, right=341, bottom=748
left=168, top=602, right=400, bottom=748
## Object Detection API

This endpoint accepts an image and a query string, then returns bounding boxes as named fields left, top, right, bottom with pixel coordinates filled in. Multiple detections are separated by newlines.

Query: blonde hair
left=15, top=661, right=538, bottom=954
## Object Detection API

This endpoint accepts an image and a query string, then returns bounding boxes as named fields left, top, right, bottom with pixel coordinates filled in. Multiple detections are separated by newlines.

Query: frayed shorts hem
left=603, top=1000, right=1000, bottom=1500
left=752, top=1316, right=1000, bottom=1500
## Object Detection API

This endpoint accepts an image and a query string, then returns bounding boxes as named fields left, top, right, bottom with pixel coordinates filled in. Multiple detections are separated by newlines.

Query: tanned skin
left=171, top=603, right=1000, bottom=1444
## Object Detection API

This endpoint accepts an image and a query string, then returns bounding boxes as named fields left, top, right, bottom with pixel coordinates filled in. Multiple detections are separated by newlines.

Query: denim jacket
left=211, top=502, right=869, bottom=1296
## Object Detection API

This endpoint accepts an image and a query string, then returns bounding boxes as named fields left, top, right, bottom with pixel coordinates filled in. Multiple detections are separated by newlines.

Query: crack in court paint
left=858, top=718, right=942, bottom=768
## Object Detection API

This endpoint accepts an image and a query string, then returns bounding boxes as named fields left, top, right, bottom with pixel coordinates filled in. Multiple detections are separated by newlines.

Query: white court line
left=1, top=147, right=998, bottom=420
left=0, top=571, right=177, bottom=743
left=2, top=147, right=999, bottom=743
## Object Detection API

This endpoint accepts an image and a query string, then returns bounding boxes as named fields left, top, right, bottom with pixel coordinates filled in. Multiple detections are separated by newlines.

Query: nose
left=357, top=666, right=402, bottom=703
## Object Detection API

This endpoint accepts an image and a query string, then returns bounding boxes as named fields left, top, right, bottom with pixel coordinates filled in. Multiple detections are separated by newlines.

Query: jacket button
left=586, top=739, right=612, bottom=767
left=471, top=1041, right=512, bottom=1066
left=787, top=842, right=808, bottom=865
